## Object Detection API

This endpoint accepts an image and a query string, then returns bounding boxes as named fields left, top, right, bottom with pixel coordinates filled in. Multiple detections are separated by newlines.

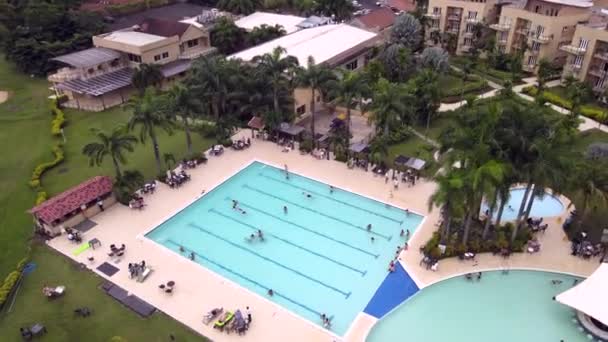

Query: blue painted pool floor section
left=363, top=263, right=419, bottom=319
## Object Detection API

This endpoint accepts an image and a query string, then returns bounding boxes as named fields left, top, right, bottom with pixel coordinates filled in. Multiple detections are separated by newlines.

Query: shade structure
left=349, top=142, right=369, bottom=153
left=247, top=116, right=265, bottom=130
left=556, top=263, right=608, bottom=325
left=278, top=122, right=305, bottom=136
left=160, top=59, right=192, bottom=78
left=56, top=68, right=133, bottom=96
left=51, top=47, right=122, bottom=68
left=394, top=155, right=409, bottom=166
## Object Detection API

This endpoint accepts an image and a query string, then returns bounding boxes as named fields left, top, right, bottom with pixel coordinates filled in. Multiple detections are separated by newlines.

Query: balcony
left=446, top=27, right=460, bottom=34
left=465, top=17, right=480, bottom=24
left=522, top=64, right=536, bottom=72
left=497, top=38, right=508, bottom=45
left=463, top=31, right=474, bottom=37
left=48, top=68, right=82, bottom=83
left=528, top=49, right=540, bottom=56
left=489, top=23, right=511, bottom=31
left=530, top=34, right=551, bottom=44
left=560, top=45, right=587, bottom=55
left=179, top=47, right=217, bottom=60
left=593, top=51, right=608, bottom=61
left=593, top=84, right=607, bottom=93
left=425, top=13, right=441, bottom=19
left=447, top=14, right=462, bottom=21
left=589, top=68, right=608, bottom=78
left=428, top=26, right=440, bottom=32
left=516, top=28, right=529, bottom=35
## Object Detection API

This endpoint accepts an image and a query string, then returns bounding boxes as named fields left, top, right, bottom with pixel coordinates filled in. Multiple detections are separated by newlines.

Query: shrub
left=50, top=103, right=66, bottom=137
left=423, top=231, right=441, bottom=255
left=299, top=139, right=313, bottom=153
left=387, top=126, right=411, bottom=144
left=219, top=138, right=233, bottom=147
left=0, top=257, right=28, bottom=307
left=35, top=191, right=47, bottom=205
left=442, top=79, right=488, bottom=98
left=113, top=184, right=134, bottom=205
left=29, top=143, right=65, bottom=189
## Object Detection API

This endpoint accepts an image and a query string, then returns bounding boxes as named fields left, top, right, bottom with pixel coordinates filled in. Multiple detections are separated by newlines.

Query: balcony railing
left=528, top=49, right=540, bottom=56
left=497, top=38, right=508, bottom=45
left=516, top=28, right=529, bottom=35
left=463, top=31, right=474, bottom=37
left=489, top=23, right=511, bottom=31
left=447, top=14, right=462, bottom=21
left=179, top=47, right=217, bottom=60
left=589, top=68, right=608, bottom=78
left=522, top=64, right=536, bottom=72
left=530, top=34, right=551, bottom=43
left=447, top=28, right=460, bottom=34
left=593, top=51, right=608, bottom=61
left=425, top=13, right=441, bottom=19
left=560, top=45, right=587, bottom=55
left=465, top=17, right=480, bottom=23
left=593, top=84, right=607, bottom=93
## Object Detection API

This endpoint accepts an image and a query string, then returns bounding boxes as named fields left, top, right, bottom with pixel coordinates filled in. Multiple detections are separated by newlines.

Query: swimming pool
left=482, top=187, right=564, bottom=221
left=367, top=270, right=588, bottom=342
left=146, top=161, right=424, bottom=335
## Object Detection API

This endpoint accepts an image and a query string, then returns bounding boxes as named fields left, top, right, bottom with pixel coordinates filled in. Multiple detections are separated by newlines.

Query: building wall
left=561, top=24, right=608, bottom=93
left=93, top=34, right=180, bottom=63
left=39, top=194, right=117, bottom=236
left=62, top=87, right=134, bottom=112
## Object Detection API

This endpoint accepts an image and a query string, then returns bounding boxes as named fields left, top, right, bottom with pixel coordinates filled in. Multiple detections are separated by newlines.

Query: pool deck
left=47, top=130, right=601, bottom=342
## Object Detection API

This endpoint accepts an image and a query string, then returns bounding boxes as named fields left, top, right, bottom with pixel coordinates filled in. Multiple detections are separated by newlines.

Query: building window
left=162, top=52, right=169, bottom=59
left=345, top=59, right=358, bottom=70
left=128, top=54, right=142, bottom=63
left=296, top=105, right=306, bottom=115
left=187, top=39, right=199, bottom=48
left=154, top=54, right=161, bottom=61
left=573, top=55, right=583, bottom=67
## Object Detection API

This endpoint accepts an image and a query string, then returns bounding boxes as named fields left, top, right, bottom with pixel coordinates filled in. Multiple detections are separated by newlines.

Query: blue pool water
left=482, top=187, right=564, bottom=221
left=146, top=161, right=424, bottom=335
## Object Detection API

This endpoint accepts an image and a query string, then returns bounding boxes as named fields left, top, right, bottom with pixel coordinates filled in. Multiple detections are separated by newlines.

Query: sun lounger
left=213, top=311, right=234, bottom=331
left=137, top=267, right=152, bottom=283
left=203, top=307, right=223, bottom=325
left=232, top=309, right=248, bottom=335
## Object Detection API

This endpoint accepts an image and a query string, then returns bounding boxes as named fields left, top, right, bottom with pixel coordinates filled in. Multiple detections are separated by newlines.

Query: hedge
left=442, top=79, right=489, bottom=98
left=29, top=143, right=65, bottom=189
left=0, top=258, right=28, bottom=308
left=35, top=191, right=48, bottom=205
left=522, top=86, right=608, bottom=123
left=51, top=102, right=66, bottom=137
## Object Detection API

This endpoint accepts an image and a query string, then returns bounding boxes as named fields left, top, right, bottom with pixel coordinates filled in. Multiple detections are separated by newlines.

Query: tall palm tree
left=573, top=159, right=608, bottom=220
left=369, top=78, right=410, bottom=137
left=167, top=84, right=201, bottom=154
left=82, top=125, right=138, bottom=179
left=189, top=56, right=240, bottom=122
left=132, top=63, right=163, bottom=95
left=127, top=88, right=174, bottom=174
left=254, top=46, right=299, bottom=115
left=329, top=69, right=369, bottom=147
left=296, top=56, right=335, bottom=146
left=429, top=169, right=466, bottom=243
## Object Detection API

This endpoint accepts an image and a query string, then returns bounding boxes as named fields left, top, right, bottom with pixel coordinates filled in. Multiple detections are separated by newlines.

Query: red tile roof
left=247, top=116, right=265, bottom=130
left=389, top=0, right=417, bottom=12
left=29, top=176, right=113, bottom=225
left=139, top=17, right=190, bottom=38
left=356, top=8, right=396, bottom=30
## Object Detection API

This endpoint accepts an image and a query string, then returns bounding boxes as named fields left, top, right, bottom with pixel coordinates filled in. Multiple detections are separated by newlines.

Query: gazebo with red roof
left=29, top=176, right=115, bottom=236
left=247, top=116, right=265, bottom=138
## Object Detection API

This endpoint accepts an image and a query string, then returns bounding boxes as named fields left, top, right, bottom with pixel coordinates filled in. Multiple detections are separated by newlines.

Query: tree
left=377, top=43, right=413, bottom=83
left=536, top=58, right=552, bottom=93
left=573, top=159, right=608, bottom=220
left=217, top=0, right=260, bottom=14
left=296, top=56, right=335, bottom=147
left=82, top=126, right=137, bottom=179
left=419, top=47, right=449, bottom=74
left=314, top=0, right=354, bottom=21
left=247, top=24, right=286, bottom=46
left=329, top=69, right=369, bottom=147
left=127, top=88, right=174, bottom=174
left=390, top=13, right=422, bottom=51
left=253, top=46, right=299, bottom=115
left=210, top=17, right=247, bottom=54
left=167, top=84, right=201, bottom=154
left=408, top=69, right=441, bottom=130
left=429, top=169, right=466, bottom=242
left=370, top=78, right=410, bottom=137
left=132, top=64, right=163, bottom=96
left=566, top=78, right=591, bottom=116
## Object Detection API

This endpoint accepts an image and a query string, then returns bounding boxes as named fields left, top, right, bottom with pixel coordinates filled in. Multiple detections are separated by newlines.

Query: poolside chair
left=213, top=311, right=234, bottom=332
left=203, top=307, right=223, bottom=325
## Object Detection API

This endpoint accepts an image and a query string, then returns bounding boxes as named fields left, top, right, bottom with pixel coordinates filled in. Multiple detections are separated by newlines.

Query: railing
left=465, top=17, right=480, bottom=23
left=516, top=28, right=529, bottom=35
left=589, top=68, right=608, bottom=78
left=593, top=51, right=608, bottom=61
left=48, top=64, right=127, bottom=83
left=179, top=47, right=217, bottom=60
left=489, top=23, right=510, bottom=31
left=447, top=14, right=462, bottom=21
left=463, top=31, right=474, bottom=37
left=447, top=27, right=460, bottom=34
left=522, top=64, right=536, bottom=72
left=425, top=13, right=441, bottom=19
left=530, top=34, right=551, bottom=43
left=560, top=45, right=587, bottom=55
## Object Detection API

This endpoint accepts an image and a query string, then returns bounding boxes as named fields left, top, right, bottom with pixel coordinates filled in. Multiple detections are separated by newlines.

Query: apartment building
left=489, top=0, right=592, bottom=72
left=49, top=17, right=216, bottom=111
left=561, top=12, right=608, bottom=93
left=425, top=0, right=500, bottom=54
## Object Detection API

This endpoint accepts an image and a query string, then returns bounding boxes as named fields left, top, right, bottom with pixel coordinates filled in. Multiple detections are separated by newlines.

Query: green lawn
left=0, top=244, right=205, bottom=342
left=0, top=57, right=213, bottom=340
left=437, top=73, right=491, bottom=103
left=386, top=135, right=438, bottom=177
left=547, top=85, right=607, bottom=110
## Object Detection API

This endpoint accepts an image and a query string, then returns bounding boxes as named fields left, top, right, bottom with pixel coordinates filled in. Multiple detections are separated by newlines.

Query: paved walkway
left=46, top=130, right=602, bottom=342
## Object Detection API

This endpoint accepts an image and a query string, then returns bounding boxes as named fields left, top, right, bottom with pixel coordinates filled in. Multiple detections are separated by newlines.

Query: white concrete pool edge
left=136, top=157, right=427, bottom=339
left=360, top=266, right=590, bottom=342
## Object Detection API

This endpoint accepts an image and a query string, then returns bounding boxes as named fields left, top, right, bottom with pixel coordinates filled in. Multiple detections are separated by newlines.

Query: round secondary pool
left=366, top=271, right=589, bottom=342
left=482, top=187, right=564, bottom=221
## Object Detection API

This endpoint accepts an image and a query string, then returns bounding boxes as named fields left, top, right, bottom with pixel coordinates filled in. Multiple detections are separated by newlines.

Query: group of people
left=65, top=227, right=82, bottom=243
left=180, top=159, right=200, bottom=170
left=246, top=230, right=265, bottom=243
left=527, top=217, right=548, bottom=233
left=128, top=194, right=145, bottom=210
left=167, top=170, right=191, bottom=188
left=232, top=138, right=251, bottom=150
left=571, top=231, right=603, bottom=259
left=464, top=272, right=483, bottom=281
left=385, top=170, right=417, bottom=188
left=232, top=200, right=247, bottom=215
left=140, top=181, right=157, bottom=195
left=128, top=260, right=147, bottom=279
left=320, top=313, right=332, bottom=329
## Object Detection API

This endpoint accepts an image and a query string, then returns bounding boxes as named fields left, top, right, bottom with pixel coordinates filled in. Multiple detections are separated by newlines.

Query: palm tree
left=189, top=56, right=240, bottom=122
left=429, top=169, right=466, bottom=243
left=296, top=56, right=335, bottom=147
left=536, top=58, right=552, bottom=93
left=127, top=88, right=174, bottom=174
left=132, top=63, right=163, bottom=95
left=167, top=84, right=201, bottom=155
left=254, top=46, right=299, bottom=115
left=370, top=78, right=410, bottom=137
left=82, top=125, right=138, bottom=179
left=574, top=159, right=608, bottom=220
left=329, top=69, right=369, bottom=147
left=209, top=17, right=246, bottom=55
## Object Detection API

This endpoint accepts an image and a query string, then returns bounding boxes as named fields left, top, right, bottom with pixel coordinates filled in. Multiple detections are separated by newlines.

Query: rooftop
left=30, top=176, right=113, bottom=225
left=235, top=12, right=306, bottom=34
left=100, top=31, right=166, bottom=47
left=229, top=24, right=378, bottom=67
left=138, top=17, right=191, bottom=38
left=352, top=8, right=396, bottom=30
left=56, top=68, right=133, bottom=96
left=51, top=47, right=122, bottom=68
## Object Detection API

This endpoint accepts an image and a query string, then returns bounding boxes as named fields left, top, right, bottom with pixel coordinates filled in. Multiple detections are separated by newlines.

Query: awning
left=279, top=122, right=305, bottom=136
left=394, top=155, right=426, bottom=170
left=51, top=48, right=122, bottom=68
left=556, top=263, right=608, bottom=325
left=56, top=68, right=133, bottom=96
left=349, top=142, right=369, bottom=153
left=394, top=155, right=409, bottom=166
left=247, top=116, right=265, bottom=130
left=160, top=59, right=192, bottom=78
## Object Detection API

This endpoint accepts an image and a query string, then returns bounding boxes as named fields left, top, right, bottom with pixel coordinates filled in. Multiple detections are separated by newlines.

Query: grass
left=451, top=56, right=522, bottom=86
left=547, top=85, right=607, bottom=110
left=0, top=57, right=213, bottom=340
left=386, top=135, right=438, bottom=177
left=0, top=244, right=206, bottom=342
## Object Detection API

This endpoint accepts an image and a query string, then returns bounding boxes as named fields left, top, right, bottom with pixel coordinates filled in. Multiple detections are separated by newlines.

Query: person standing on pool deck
left=189, top=252, right=195, bottom=260
left=246, top=306, right=252, bottom=324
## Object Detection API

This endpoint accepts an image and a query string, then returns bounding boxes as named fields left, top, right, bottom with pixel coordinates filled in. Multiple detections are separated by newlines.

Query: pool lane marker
left=260, top=174, right=403, bottom=224
left=164, top=239, right=327, bottom=317
left=224, top=198, right=379, bottom=259
left=188, top=222, right=352, bottom=298
left=242, top=184, right=393, bottom=241
left=209, top=208, right=368, bottom=276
